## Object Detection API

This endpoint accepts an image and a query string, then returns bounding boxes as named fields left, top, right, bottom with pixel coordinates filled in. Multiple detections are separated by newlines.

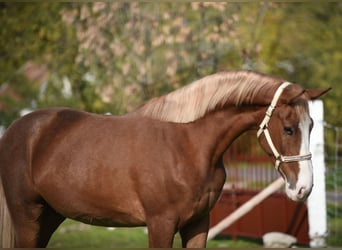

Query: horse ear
left=305, top=88, right=331, bottom=100
left=280, top=84, right=305, bottom=104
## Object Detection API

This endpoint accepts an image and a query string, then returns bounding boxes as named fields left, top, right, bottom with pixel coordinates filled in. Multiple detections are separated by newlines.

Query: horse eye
left=284, top=127, right=293, bottom=135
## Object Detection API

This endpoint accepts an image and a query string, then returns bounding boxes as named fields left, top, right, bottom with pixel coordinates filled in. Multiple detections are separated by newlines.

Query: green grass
left=327, top=216, right=342, bottom=247
left=47, top=219, right=261, bottom=248
left=48, top=219, right=151, bottom=248
left=327, top=203, right=342, bottom=247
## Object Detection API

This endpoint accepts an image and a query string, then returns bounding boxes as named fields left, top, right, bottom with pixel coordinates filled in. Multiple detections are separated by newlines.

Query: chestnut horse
left=0, top=70, right=329, bottom=248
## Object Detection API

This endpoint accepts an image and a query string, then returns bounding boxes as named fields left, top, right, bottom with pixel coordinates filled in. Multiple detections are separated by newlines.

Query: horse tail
left=0, top=176, right=15, bottom=247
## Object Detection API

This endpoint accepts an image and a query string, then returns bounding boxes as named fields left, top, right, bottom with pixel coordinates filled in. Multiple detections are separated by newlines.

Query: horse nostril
left=298, top=187, right=306, bottom=198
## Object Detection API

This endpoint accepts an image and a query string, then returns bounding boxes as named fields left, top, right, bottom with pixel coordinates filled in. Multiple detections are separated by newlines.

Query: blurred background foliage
left=0, top=2, right=341, bottom=127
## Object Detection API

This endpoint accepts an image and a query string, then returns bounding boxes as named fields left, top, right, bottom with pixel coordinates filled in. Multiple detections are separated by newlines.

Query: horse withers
left=0, top=70, right=330, bottom=247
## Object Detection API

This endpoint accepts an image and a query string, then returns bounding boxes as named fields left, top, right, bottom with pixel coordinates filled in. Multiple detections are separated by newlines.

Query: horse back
left=0, top=108, right=87, bottom=158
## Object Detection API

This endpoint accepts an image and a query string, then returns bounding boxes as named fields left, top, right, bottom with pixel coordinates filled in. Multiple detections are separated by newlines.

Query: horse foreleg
left=36, top=204, right=65, bottom=247
left=146, top=215, right=177, bottom=247
left=179, top=214, right=209, bottom=248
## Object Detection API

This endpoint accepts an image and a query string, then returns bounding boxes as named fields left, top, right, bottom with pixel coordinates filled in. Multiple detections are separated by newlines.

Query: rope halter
left=257, top=82, right=312, bottom=170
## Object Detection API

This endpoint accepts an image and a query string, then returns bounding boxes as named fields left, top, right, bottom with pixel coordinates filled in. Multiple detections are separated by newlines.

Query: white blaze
left=285, top=110, right=313, bottom=201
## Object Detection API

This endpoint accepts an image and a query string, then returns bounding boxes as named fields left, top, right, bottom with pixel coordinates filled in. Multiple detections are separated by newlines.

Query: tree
left=0, top=2, right=340, bottom=128
left=255, top=3, right=341, bottom=125
left=0, top=3, right=80, bottom=126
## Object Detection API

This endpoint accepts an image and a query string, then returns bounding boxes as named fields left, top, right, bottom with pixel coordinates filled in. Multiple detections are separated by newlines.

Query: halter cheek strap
left=257, top=82, right=312, bottom=170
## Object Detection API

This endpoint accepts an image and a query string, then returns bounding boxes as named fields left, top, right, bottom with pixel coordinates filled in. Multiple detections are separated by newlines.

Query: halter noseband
left=257, top=82, right=312, bottom=170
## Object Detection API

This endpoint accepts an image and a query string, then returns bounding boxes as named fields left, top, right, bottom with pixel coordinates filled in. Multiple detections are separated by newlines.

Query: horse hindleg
left=146, top=216, right=177, bottom=247
left=10, top=202, right=65, bottom=247
left=179, top=214, right=209, bottom=248
left=10, top=203, right=44, bottom=247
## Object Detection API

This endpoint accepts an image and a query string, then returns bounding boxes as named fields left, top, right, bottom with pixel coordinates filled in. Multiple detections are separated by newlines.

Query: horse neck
left=190, top=105, right=265, bottom=167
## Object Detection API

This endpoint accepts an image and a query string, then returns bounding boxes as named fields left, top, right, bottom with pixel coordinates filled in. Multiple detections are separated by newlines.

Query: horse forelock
left=137, top=70, right=282, bottom=123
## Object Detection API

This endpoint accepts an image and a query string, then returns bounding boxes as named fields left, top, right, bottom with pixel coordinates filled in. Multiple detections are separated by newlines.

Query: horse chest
left=194, top=187, right=221, bottom=211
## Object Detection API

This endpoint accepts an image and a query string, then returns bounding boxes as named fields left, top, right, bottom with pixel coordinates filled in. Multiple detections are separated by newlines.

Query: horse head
left=257, top=83, right=330, bottom=201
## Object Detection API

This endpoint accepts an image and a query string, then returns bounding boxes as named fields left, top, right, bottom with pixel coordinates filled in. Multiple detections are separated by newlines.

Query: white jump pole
left=207, top=177, right=284, bottom=241
left=307, top=100, right=327, bottom=247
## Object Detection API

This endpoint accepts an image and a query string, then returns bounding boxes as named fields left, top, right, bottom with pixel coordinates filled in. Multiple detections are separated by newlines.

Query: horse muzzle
left=283, top=160, right=313, bottom=202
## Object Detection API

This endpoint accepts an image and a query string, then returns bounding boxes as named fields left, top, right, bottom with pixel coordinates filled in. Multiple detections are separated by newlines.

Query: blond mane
left=137, top=70, right=282, bottom=123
